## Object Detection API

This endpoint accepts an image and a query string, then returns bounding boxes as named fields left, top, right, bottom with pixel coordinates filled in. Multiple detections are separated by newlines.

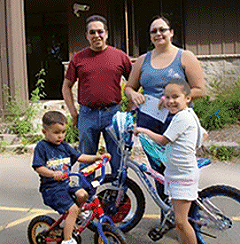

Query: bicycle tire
left=27, top=215, right=58, bottom=244
left=88, top=174, right=145, bottom=233
left=94, top=224, right=127, bottom=244
left=190, top=185, right=240, bottom=244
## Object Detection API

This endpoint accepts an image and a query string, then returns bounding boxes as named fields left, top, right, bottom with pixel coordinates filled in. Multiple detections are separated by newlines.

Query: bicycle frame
left=107, top=125, right=223, bottom=230
left=34, top=157, right=116, bottom=244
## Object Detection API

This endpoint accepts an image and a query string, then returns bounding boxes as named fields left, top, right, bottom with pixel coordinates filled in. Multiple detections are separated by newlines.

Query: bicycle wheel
left=88, top=174, right=145, bottom=233
left=94, top=224, right=127, bottom=244
left=27, top=215, right=60, bottom=244
left=190, top=185, right=240, bottom=244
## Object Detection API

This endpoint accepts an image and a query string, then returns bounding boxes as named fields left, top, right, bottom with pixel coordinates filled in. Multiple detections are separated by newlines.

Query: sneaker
left=61, top=238, right=77, bottom=244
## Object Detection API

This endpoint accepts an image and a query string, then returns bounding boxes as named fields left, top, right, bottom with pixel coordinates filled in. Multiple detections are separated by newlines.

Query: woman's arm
left=182, top=50, right=207, bottom=100
left=125, top=54, right=146, bottom=108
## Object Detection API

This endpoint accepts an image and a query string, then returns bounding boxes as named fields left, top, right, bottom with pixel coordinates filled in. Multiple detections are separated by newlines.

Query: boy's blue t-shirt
left=32, top=140, right=81, bottom=191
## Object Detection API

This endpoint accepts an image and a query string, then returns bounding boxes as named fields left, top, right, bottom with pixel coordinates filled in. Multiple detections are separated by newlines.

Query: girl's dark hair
left=42, top=111, right=68, bottom=127
left=167, top=78, right=191, bottom=95
left=149, top=15, right=172, bottom=30
left=86, top=15, right=108, bottom=31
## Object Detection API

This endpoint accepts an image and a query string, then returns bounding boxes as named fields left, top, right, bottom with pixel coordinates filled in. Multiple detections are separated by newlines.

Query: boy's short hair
left=167, top=78, right=191, bottom=95
left=42, top=111, right=68, bottom=128
left=86, top=15, right=108, bottom=31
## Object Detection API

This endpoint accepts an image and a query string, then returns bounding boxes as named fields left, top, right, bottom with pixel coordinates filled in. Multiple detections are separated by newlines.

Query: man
left=62, top=15, right=132, bottom=176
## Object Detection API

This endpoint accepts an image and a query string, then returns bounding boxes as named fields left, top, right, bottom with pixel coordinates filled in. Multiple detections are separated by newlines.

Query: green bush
left=194, top=97, right=233, bottom=130
left=120, top=79, right=130, bottom=112
left=64, top=116, right=79, bottom=143
left=209, top=145, right=239, bottom=161
left=6, top=69, right=46, bottom=135
left=194, top=77, right=240, bottom=130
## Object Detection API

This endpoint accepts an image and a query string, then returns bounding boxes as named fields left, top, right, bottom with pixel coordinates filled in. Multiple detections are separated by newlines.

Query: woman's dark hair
left=149, top=15, right=172, bottom=30
left=86, top=15, right=108, bottom=31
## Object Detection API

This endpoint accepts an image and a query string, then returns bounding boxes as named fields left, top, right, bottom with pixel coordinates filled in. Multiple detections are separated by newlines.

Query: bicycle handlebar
left=68, top=157, right=110, bottom=192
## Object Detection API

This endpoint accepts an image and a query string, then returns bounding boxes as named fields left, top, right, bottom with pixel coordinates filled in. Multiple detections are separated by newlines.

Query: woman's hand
left=130, top=91, right=146, bottom=108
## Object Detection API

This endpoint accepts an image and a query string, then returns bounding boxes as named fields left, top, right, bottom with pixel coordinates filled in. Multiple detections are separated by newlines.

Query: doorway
left=25, top=11, right=68, bottom=100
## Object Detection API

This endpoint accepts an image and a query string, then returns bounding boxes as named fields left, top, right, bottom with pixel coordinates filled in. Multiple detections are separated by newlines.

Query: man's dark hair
left=167, top=78, right=191, bottom=95
left=86, top=15, right=108, bottom=31
left=42, top=111, right=68, bottom=127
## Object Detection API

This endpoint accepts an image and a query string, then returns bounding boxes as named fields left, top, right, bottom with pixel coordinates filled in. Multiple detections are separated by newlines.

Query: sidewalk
left=1, top=131, right=240, bottom=156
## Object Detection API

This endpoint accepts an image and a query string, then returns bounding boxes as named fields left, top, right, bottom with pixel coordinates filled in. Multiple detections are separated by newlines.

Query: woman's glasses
left=88, top=29, right=105, bottom=35
left=150, top=28, right=170, bottom=34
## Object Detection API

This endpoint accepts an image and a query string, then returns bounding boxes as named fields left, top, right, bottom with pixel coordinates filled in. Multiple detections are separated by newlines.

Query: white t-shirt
left=163, top=108, right=201, bottom=182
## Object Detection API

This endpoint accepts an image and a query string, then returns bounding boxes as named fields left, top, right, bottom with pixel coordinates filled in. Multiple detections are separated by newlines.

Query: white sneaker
left=61, top=238, right=77, bottom=244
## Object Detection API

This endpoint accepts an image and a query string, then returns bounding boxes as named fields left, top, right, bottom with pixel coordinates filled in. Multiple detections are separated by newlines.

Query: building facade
left=1, top=0, right=239, bottom=115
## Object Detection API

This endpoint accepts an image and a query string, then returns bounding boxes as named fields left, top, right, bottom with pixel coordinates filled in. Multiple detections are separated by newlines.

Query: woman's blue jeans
left=78, top=104, right=121, bottom=181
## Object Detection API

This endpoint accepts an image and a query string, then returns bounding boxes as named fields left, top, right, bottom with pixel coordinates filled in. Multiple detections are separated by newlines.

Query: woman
left=125, top=15, right=206, bottom=199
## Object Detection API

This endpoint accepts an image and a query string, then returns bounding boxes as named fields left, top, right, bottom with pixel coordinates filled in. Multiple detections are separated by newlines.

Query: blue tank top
left=140, top=48, right=187, bottom=99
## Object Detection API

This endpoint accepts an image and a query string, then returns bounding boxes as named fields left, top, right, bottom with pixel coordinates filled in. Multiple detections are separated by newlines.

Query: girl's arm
left=135, top=127, right=171, bottom=146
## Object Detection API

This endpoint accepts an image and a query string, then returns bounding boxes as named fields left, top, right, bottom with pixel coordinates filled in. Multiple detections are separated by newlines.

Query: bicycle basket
left=111, top=111, right=134, bottom=147
left=139, top=133, right=167, bottom=166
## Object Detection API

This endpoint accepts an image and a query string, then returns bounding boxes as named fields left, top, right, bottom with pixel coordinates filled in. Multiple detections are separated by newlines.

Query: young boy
left=32, top=111, right=110, bottom=244
left=134, top=78, right=203, bottom=244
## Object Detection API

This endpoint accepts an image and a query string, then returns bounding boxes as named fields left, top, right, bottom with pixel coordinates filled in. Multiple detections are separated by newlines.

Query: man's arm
left=62, top=78, right=78, bottom=127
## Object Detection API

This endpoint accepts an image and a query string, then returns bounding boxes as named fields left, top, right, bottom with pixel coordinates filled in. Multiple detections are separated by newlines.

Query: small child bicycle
left=88, top=112, right=240, bottom=243
left=27, top=157, right=127, bottom=244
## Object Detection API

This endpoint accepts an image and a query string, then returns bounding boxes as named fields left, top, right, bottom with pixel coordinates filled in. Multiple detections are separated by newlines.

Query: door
left=26, top=12, right=68, bottom=100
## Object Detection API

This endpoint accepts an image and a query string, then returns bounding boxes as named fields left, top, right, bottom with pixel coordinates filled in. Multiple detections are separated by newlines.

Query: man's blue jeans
left=78, top=104, right=121, bottom=181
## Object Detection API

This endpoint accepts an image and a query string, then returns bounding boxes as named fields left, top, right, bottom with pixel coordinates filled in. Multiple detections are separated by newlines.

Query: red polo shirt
left=65, top=46, right=132, bottom=108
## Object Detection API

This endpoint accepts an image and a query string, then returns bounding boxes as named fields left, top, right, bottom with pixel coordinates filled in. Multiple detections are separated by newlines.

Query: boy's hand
left=101, top=153, right=111, bottom=161
left=53, top=171, right=67, bottom=181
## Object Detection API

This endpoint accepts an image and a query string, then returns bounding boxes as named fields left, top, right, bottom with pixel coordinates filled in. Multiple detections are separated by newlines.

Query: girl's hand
left=158, top=96, right=166, bottom=110
left=133, top=126, right=145, bottom=136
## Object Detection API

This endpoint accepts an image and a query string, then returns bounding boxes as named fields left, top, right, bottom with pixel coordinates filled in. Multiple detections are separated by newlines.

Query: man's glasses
left=88, top=29, right=105, bottom=35
left=150, top=28, right=170, bottom=34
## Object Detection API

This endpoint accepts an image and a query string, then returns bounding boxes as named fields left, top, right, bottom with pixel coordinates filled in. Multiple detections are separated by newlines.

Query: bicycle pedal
left=148, top=227, right=163, bottom=241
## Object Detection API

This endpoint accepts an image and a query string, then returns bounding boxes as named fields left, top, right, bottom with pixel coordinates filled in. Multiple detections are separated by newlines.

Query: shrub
left=5, top=69, right=46, bottom=135
left=194, top=77, right=240, bottom=130
left=64, top=116, right=79, bottom=143
left=209, top=145, right=239, bottom=161
left=194, top=97, right=233, bottom=130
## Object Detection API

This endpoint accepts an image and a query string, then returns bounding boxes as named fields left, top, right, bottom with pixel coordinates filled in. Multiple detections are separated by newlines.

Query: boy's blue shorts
left=41, top=181, right=83, bottom=214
